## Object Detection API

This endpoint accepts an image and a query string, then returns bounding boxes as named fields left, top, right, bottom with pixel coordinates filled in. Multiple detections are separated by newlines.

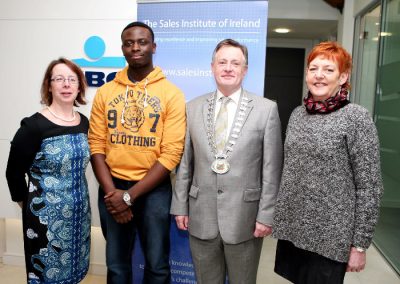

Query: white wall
left=0, top=1, right=136, bottom=19
left=268, top=0, right=339, bottom=20
left=338, top=0, right=356, bottom=54
left=0, top=0, right=137, bottom=274
left=0, top=0, right=137, bottom=218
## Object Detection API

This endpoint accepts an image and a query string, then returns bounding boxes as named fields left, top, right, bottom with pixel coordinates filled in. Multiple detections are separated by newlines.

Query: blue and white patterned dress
left=6, top=113, right=91, bottom=284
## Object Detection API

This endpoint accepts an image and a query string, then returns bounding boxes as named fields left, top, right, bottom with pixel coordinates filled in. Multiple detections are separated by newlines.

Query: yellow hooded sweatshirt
left=88, top=66, right=186, bottom=181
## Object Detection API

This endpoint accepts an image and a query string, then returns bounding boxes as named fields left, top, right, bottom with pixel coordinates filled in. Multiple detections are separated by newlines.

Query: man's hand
left=346, top=247, right=366, bottom=272
left=105, top=190, right=129, bottom=214
left=253, top=222, right=272, bottom=238
left=175, top=215, right=189, bottom=230
left=112, top=208, right=134, bottom=224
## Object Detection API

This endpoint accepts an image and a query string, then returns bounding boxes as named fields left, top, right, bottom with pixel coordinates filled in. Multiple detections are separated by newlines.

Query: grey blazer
left=171, top=90, right=283, bottom=244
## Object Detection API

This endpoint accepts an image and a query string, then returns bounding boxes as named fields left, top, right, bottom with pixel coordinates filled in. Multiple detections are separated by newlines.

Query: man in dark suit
left=171, top=39, right=283, bottom=284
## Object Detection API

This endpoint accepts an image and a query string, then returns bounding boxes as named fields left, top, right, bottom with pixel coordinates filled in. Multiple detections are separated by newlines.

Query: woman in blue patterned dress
left=6, top=58, right=91, bottom=283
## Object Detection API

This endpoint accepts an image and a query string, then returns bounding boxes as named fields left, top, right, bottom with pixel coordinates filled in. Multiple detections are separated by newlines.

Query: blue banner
left=134, top=1, right=268, bottom=283
left=133, top=220, right=195, bottom=283
left=138, top=0, right=268, bottom=101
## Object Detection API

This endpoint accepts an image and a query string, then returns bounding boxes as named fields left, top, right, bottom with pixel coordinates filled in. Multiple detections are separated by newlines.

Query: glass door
left=373, top=0, right=400, bottom=275
left=353, top=4, right=381, bottom=112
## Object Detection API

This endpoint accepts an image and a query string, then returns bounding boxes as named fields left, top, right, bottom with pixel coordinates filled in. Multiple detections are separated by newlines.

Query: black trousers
left=274, top=239, right=347, bottom=284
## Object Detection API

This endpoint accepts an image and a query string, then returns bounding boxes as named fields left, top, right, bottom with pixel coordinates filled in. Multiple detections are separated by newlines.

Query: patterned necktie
left=215, top=96, right=230, bottom=154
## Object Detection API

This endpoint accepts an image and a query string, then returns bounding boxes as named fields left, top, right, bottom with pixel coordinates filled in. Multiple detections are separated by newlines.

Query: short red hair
left=307, top=41, right=352, bottom=89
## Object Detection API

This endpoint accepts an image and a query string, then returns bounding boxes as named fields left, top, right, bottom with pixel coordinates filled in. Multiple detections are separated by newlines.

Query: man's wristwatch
left=123, top=191, right=132, bottom=206
left=354, top=247, right=365, bottom=253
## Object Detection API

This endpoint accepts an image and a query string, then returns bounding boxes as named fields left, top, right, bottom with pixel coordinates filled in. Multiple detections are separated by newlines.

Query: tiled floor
left=0, top=263, right=106, bottom=284
left=257, top=238, right=400, bottom=284
left=374, top=207, right=400, bottom=274
left=1, top=238, right=399, bottom=283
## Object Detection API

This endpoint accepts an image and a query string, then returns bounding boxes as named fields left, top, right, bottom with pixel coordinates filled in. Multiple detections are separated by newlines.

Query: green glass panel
left=373, top=0, right=400, bottom=274
left=355, top=5, right=380, bottom=112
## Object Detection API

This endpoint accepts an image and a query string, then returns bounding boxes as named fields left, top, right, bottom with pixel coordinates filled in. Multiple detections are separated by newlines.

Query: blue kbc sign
left=73, top=36, right=126, bottom=87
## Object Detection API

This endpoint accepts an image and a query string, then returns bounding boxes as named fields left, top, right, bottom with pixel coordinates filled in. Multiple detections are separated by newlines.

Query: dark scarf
left=304, top=88, right=350, bottom=114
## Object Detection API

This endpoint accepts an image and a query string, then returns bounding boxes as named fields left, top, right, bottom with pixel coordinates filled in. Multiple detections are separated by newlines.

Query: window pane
left=373, top=0, right=400, bottom=274
left=354, top=5, right=380, bottom=113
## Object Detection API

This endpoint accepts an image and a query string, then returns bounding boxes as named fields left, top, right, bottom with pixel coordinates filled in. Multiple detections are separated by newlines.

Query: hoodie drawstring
left=143, top=78, right=149, bottom=108
left=120, top=85, right=129, bottom=125
left=120, top=78, right=149, bottom=125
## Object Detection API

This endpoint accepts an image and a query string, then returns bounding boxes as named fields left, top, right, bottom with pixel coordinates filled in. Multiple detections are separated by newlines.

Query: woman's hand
left=346, top=247, right=366, bottom=272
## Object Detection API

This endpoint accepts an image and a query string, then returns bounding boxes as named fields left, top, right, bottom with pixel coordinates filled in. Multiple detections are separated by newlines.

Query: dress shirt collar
left=216, top=88, right=241, bottom=105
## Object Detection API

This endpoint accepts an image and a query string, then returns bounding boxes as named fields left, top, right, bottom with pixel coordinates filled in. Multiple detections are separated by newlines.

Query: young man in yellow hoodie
left=88, top=22, right=186, bottom=284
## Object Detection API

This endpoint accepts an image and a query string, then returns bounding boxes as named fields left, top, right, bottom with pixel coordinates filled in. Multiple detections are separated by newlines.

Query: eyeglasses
left=51, top=76, right=79, bottom=85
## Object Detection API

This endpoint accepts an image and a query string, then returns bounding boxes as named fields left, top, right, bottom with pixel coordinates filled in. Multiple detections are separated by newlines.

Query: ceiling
left=324, top=0, right=345, bottom=12
left=267, top=0, right=342, bottom=40
left=267, top=18, right=338, bottom=40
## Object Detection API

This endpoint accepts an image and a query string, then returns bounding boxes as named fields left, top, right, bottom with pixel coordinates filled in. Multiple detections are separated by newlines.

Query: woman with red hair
left=273, top=42, right=383, bottom=284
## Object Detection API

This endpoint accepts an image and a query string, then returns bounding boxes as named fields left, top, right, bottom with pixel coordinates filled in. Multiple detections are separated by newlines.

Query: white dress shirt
left=214, top=88, right=241, bottom=141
